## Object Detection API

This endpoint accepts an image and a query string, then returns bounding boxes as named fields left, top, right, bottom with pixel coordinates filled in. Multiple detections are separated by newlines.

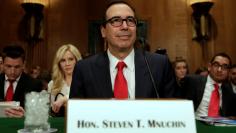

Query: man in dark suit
left=0, top=53, right=3, bottom=74
left=229, top=64, right=236, bottom=94
left=70, top=1, right=176, bottom=99
left=0, top=45, right=42, bottom=117
left=183, top=53, right=236, bottom=117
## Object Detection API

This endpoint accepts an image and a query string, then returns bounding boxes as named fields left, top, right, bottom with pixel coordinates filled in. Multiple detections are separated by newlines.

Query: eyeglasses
left=211, top=62, right=230, bottom=70
left=105, top=16, right=137, bottom=27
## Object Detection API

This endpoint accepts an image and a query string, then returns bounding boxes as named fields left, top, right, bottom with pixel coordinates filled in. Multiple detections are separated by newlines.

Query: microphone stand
left=139, top=38, right=160, bottom=98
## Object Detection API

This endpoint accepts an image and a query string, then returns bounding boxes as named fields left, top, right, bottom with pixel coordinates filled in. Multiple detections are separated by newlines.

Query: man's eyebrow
left=212, top=61, right=228, bottom=64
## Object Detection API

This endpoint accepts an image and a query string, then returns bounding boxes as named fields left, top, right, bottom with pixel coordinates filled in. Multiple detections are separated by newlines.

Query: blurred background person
left=229, top=64, right=236, bottom=94
left=172, top=57, right=189, bottom=97
left=195, top=66, right=209, bottom=76
left=48, top=44, right=82, bottom=116
left=173, top=57, right=189, bottom=85
left=0, top=53, right=3, bottom=74
left=38, top=70, right=51, bottom=91
left=0, top=45, right=42, bottom=117
left=183, top=53, right=236, bottom=117
left=29, top=65, right=41, bottom=79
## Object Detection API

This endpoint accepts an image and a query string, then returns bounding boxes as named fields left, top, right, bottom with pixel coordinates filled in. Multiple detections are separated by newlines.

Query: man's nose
left=217, top=66, right=223, bottom=71
left=121, top=21, right=128, bottom=28
left=10, top=67, right=16, bottom=73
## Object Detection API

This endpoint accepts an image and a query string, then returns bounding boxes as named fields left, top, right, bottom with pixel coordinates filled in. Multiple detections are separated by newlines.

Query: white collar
left=5, top=74, right=21, bottom=82
left=107, top=49, right=135, bottom=72
left=207, top=75, right=222, bottom=87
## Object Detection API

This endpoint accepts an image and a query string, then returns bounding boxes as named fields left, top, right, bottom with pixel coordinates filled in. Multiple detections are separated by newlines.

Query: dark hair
left=172, top=57, right=189, bottom=74
left=210, top=52, right=232, bottom=67
left=38, top=70, right=51, bottom=83
left=102, top=0, right=136, bottom=26
left=155, top=48, right=167, bottom=55
left=231, top=64, right=236, bottom=69
left=2, top=45, right=25, bottom=61
left=195, top=66, right=208, bottom=74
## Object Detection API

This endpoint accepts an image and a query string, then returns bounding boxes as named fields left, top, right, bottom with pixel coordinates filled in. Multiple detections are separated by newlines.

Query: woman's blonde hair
left=51, top=44, right=82, bottom=95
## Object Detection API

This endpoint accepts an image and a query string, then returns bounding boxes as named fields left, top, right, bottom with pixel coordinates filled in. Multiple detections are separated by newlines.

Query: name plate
left=67, top=100, right=196, bottom=133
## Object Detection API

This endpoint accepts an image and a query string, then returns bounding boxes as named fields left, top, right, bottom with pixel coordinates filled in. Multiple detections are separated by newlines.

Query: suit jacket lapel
left=199, top=77, right=207, bottom=99
left=195, top=76, right=207, bottom=109
left=13, top=74, right=25, bottom=102
left=220, top=82, right=235, bottom=116
left=0, top=74, right=5, bottom=101
left=134, top=50, right=149, bottom=98
left=94, top=52, right=113, bottom=97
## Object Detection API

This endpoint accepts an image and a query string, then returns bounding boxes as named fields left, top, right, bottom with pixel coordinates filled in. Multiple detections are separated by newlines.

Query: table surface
left=0, top=117, right=236, bottom=133
left=0, top=117, right=64, bottom=133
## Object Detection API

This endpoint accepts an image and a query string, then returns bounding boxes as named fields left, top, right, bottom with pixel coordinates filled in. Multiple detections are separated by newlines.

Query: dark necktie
left=208, top=83, right=220, bottom=117
left=114, top=61, right=128, bottom=99
left=5, top=80, right=14, bottom=101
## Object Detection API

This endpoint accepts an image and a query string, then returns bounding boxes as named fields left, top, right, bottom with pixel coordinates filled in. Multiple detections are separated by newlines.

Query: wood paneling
left=46, top=0, right=88, bottom=69
left=0, top=0, right=236, bottom=73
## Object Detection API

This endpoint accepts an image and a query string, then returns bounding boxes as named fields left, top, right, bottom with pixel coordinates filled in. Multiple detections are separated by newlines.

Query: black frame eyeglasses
left=211, top=62, right=230, bottom=70
left=104, top=16, right=137, bottom=27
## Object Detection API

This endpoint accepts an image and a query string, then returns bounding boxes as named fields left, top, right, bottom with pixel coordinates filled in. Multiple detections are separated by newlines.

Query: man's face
left=208, top=56, right=230, bottom=83
left=230, top=67, right=236, bottom=85
left=101, top=3, right=136, bottom=54
left=3, top=57, right=25, bottom=81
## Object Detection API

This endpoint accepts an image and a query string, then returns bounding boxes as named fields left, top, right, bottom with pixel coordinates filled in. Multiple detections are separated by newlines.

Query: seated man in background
left=183, top=52, right=236, bottom=117
left=0, top=45, right=42, bottom=117
left=195, top=66, right=209, bottom=76
left=229, top=64, right=236, bottom=94
left=29, top=65, right=41, bottom=79
left=0, top=53, right=3, bottom=74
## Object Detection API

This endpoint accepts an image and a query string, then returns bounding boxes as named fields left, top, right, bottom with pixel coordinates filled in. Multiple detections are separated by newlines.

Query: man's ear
left=100, top=25, right=106, bottom=38
left=207, top=63, right=211, bottom=71
left=23, top=61, right=26, bottom=70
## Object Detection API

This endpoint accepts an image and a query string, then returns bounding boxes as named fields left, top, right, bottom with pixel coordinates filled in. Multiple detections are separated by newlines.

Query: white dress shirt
left=107, top=49, right=135, bottom=99
left=231, top=83, right=236, bottom=94
left=48, top=80, right=70, bottom=104
left=195, top=75, right=222, bottom=117
left=4, top=75, right=20, bottom=97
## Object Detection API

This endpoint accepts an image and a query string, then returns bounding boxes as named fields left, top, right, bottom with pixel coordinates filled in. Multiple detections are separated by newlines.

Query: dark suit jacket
left=70, top=49, right=176, bottom=99
left=183, top=74, right=236, bottom=116
left=0, top=72, right=42, bottom=107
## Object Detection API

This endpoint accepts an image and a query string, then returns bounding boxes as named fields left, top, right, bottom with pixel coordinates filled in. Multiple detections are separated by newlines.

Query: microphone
left=138, top=37, right=145, bottom=45
left=139, top=37, right=160, bottom=98
left=138, top=37, right=146, bottom=55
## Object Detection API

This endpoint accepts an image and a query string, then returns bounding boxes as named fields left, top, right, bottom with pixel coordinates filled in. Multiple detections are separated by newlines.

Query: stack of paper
left=196, top=116, right=236, bottom=126
left=0, top=101, right=20, bottom=117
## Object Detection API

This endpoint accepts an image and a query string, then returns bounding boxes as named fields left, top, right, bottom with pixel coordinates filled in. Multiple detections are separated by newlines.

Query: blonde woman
left=48, top=44, right=82, bottom=116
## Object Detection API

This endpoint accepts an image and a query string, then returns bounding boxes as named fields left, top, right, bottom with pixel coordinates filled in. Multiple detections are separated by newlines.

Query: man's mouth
left=117, top=32, right=131, bottom=37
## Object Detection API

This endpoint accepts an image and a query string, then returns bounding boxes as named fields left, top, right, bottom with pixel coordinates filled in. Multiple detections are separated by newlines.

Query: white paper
left=0, top=101, right=20, bottom=117
left=67, top=100, right=196, bottom=133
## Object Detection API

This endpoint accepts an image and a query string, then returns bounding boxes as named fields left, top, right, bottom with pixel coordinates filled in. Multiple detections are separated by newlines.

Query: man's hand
left=4, top=106, right=25, bottom=118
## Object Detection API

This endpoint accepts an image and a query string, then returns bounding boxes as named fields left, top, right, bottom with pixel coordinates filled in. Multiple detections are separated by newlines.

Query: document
left=196, top=116, right=236, bottom=126
left=0, top=101, right=20, bottom=117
